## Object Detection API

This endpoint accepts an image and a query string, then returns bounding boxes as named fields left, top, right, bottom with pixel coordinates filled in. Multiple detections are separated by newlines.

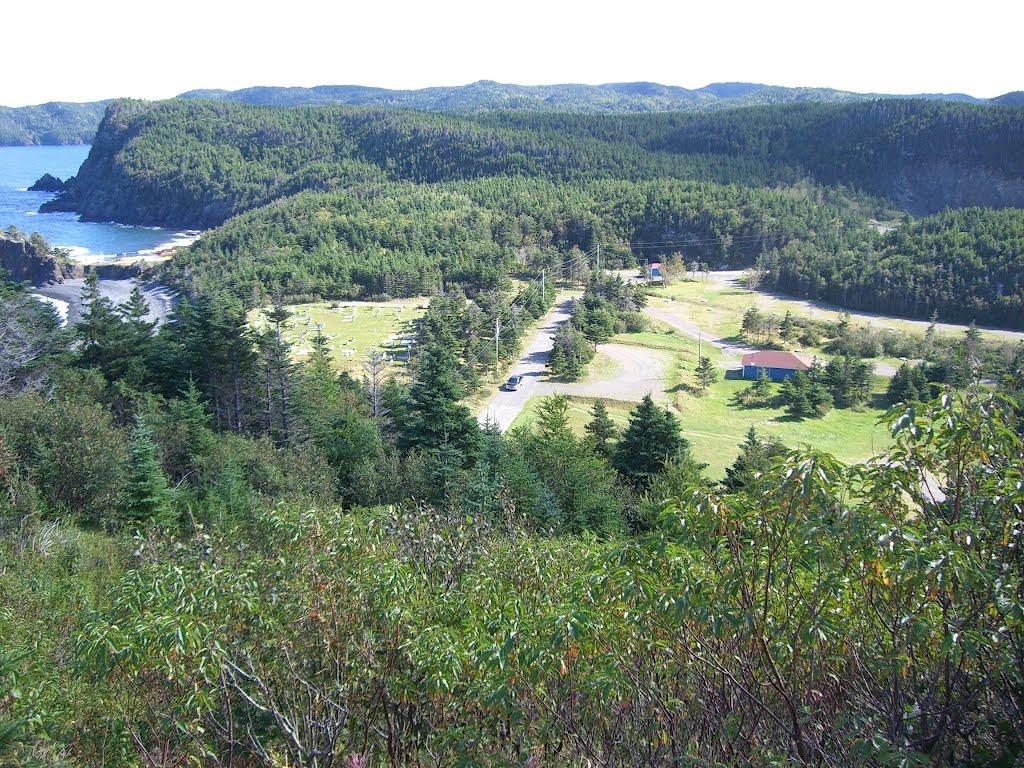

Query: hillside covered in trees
left=46, top=98, right=1024, bottom=225
left=5, top=80, right=1020, bottom=146
left=0, top=100, right=110, bottom=145
left=760, top=207, right=1024, bottom=327
left=39, top=97, right=1024, bottom=326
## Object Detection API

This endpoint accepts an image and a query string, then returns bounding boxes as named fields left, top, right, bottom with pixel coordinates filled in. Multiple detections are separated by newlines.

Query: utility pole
left=495, top=316, right=500, bottom=380
left=597, top=243, right=601, bottom=272
left=541, top=269, right=545, bottom=303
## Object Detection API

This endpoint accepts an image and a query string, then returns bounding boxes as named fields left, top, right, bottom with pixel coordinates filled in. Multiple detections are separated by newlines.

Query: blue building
left=741, top=351, right=812, bottom=382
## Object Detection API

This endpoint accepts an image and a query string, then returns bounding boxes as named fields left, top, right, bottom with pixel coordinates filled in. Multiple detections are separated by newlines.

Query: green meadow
left=250, top=298, right=429, bottom=374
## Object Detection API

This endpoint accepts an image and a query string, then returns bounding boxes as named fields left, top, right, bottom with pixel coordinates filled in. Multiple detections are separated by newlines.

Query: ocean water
left=0, top=145, right=195, bottom=260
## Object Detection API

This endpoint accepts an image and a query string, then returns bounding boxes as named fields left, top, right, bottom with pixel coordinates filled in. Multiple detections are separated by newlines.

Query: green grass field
left=510, top=315, right=893, bottom=480
left=510, top=383, right=892, bottom=482
left=651, top=278, right=1022, bottom=343
left=249, top=298, right=429, bottom=374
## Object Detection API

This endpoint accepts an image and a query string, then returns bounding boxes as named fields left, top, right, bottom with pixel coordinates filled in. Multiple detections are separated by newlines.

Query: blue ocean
left=0, top=145, right=194, bottom=260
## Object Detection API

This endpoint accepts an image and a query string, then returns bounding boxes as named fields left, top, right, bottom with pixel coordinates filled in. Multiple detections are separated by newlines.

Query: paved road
left=478, top=299, right=573, bottom=431
left=477, top=297, right=673, bottom=431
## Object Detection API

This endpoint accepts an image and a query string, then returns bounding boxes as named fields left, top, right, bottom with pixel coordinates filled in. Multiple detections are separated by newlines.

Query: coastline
left=35, top=230, right=200, bottom=327
left=62, top=229, right=202, bottom=266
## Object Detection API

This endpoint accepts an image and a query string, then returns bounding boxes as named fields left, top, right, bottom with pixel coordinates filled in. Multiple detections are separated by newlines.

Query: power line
left=454, top=248, right=595, bottom=377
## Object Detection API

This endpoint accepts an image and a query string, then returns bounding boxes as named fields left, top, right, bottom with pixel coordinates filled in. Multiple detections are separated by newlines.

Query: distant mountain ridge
left=1, top=80, right=1020, bottom=145
left=176, top=79, right=1006, bottom=113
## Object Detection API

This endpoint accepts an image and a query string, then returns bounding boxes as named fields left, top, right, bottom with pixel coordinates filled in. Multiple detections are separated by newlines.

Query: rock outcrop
left=0, top=232, right=83, bottom=286
left=27, top=173, right=68, bottom=192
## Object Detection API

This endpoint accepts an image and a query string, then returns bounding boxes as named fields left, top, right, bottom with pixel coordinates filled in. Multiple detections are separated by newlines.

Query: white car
left=504, top=375, right=524, bottom=391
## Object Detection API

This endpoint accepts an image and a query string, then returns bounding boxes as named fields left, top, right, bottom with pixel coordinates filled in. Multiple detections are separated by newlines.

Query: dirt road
left=643, top=304, right=755, bottom=360
left=647, top=288, right=900, bottom=378
left=708, top=271, right=1024, bottom=342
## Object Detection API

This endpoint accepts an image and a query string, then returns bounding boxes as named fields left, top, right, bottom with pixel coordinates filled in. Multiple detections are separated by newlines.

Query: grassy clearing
left=611, top=326, right=699, bottom=355
left=670, top=375, right=892, bottom=481
left=509, top=395, right=636, bottom=435
left=651, top=278, right=1022, bottom=342
left=513, top=312, right=891, bottom=481
left=510, top=381, right=891, bottom=482
left=249, top=298, right=429, bottom=375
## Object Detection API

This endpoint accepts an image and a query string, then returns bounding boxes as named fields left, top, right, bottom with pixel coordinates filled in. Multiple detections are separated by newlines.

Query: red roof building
left=741, top=351, right=812, bottom=381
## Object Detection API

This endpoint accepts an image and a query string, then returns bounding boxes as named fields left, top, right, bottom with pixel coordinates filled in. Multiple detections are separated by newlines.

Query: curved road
left=646, top=297, right=900, bottom=377
left=477, top=297, right=672, bottom=431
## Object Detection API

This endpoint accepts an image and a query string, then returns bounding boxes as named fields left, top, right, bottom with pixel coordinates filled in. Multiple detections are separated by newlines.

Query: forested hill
left=0, top=100, right=110, bottom=145
left=175, top=79, right=1007, bottom=113
left=43, top=97, right=1024, bottom=228
left=3, top=81, right=1019, bottom=146
left=36, top=97, right=1024, bottom=327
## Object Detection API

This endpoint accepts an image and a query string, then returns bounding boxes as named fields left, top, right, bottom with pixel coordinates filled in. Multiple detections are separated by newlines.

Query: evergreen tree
left=695, top=355, right=717, bottom=392
left=255, top=304, right=300, bottom=444
left=121, top=420, right=174, bottom=528
left=751, top=367, right=773, bottom=399
left=824, top=355, right=871, bottom=408
left=519, top=395, right=623, bottom=534
left=78, top=271, right=134, bottom=386
left=613, top=394, right=688, bottom=485
left=723, top=427, right=789, bottom=491
left=886, top=362, right=929, bottom=405
left=584, top=399, right=617, bottom=458
left=779, top=370, right=832, bottom=417
left=169, top=294, right=258, bottom=433
left=635, top=454, right=709, bottom=531
left=162, top=377, right=216, bottom=483
left=780, top=311, right=797, bottom=340
left=401, top=334, right=479, bottom=492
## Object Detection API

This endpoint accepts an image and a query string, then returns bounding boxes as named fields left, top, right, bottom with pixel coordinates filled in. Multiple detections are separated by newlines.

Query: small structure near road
left=741, top=350, right=812, bottom=382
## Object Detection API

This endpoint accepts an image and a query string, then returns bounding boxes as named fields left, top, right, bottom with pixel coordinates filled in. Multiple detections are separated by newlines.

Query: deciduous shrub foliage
left=56, top=392, right=1022, bottom=766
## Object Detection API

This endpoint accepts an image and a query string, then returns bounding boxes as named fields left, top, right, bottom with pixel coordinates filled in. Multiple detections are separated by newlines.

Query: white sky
left=3, top=0, right=1020, bottom=106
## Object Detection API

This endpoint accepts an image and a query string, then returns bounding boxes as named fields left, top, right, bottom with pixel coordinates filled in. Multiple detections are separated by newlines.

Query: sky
left=3, top=0, right=1021, bottom=106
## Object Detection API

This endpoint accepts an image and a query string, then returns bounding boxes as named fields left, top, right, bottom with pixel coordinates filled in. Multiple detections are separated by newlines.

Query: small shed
left=647, top=262, right=662, bottom=281
left=741, top=351, right=812, bottom=382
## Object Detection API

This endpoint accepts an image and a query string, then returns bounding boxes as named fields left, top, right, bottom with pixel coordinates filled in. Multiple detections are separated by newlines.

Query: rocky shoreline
left=0, top=230, right=82, bottom=284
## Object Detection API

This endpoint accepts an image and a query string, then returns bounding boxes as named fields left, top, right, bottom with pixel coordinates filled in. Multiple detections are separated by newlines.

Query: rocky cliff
left=0, top=232, right=83, bottom=285
left=28, top=173, right=69, bottom=192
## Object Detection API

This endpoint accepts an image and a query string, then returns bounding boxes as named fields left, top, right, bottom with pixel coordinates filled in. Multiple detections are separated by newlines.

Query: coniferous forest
left=42, top=97, right=1024, bottom=326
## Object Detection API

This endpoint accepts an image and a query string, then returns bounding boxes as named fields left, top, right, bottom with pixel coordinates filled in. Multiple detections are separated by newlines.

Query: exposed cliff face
left=40, top=100, right=215, bottom=228
left=0, top=233, right=83, bottom=285
left=895, top=161, right=1024, bottom=216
